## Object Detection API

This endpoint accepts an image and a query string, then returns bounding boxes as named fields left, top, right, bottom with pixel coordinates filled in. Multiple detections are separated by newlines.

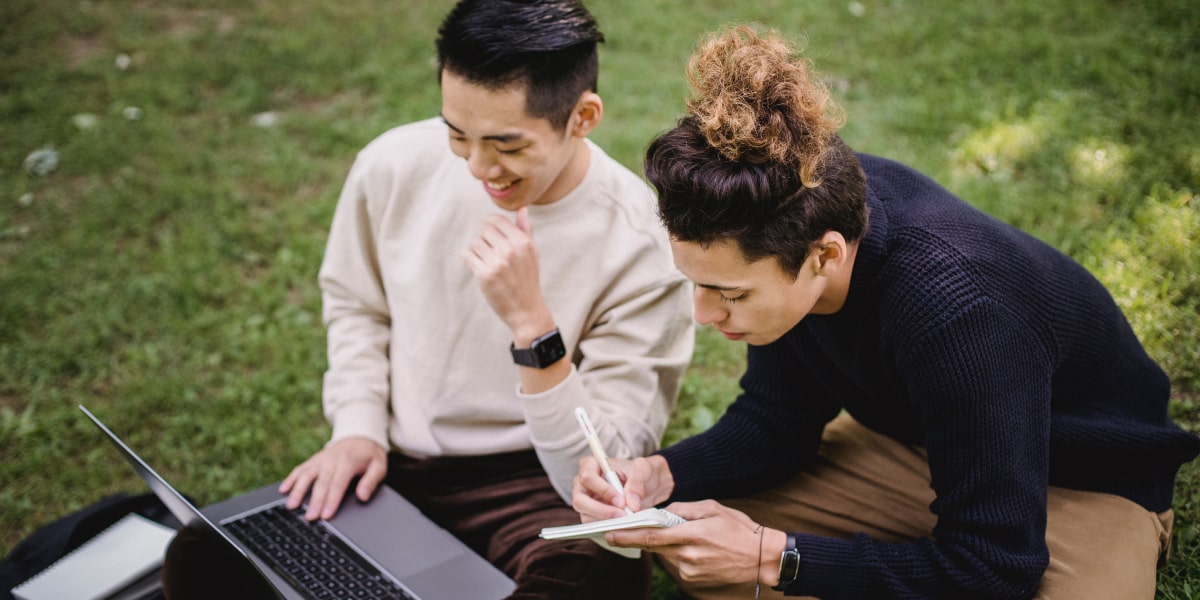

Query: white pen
left=575, top=406, right=635, bottom=516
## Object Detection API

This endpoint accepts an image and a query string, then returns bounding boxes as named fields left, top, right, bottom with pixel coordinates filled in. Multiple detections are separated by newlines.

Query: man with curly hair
left=573, top=26, right=1200, bottom=600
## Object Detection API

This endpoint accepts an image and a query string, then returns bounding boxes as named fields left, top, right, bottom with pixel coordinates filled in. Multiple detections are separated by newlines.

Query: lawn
left=2, top=0, right=1197, bottom=597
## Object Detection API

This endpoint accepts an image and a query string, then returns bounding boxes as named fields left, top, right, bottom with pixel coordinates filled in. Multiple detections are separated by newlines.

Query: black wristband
left=510, top=328, right=566, bottom=369
left=773, top=533, right=800, bottom=591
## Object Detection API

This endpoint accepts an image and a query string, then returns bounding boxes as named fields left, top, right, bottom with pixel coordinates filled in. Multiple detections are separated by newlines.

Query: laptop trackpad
left=401, top=551, right=517, bottom=599
left=327, top=487, right=467, bottom=579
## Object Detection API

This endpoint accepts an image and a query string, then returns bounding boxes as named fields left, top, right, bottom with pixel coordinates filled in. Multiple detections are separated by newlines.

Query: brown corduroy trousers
left=385, top=449, right=651, bottom=600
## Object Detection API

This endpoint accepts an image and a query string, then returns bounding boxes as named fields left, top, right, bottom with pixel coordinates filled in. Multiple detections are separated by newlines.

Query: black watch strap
left=773, top=533, right=800, bottom=591
left=510, top=328, right=566, bottom=369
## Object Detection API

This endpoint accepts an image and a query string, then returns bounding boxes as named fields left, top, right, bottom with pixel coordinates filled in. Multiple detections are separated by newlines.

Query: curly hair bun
left=686, top=25, right=844, bottom=188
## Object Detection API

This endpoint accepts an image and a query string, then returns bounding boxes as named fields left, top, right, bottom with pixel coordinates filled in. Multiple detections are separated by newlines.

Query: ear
left=569, top=92, right=603, bottom=138
left=814, top=231, right=850, bottom=274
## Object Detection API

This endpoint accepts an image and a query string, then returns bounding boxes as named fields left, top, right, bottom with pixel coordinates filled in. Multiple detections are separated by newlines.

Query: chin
left=746, top=331, right=785, bottom=346
left=489, top=197, right=527, bottom=212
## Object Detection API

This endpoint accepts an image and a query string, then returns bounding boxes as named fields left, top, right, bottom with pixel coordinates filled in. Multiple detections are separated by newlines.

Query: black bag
left=0, top=493, right=181, bottom=600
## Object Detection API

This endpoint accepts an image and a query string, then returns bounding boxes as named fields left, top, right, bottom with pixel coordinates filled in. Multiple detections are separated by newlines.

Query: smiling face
left=440, top=69, right=597, bottom=211
left=671, top=236, right=854, bottom=346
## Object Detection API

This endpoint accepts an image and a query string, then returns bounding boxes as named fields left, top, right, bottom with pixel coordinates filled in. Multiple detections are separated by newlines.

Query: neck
left=536, top=138, right=590, bottom=206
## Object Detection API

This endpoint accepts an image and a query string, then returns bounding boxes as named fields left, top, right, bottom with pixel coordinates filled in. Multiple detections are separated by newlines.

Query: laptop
left=79, top=404, right=516, bottom=600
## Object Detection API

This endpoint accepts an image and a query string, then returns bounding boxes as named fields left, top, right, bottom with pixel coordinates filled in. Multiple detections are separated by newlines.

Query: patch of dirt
left=61, top=35, right=107, bottom=70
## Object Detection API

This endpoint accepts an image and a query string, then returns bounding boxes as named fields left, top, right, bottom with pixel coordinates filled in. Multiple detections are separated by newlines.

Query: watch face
left=534, top=335, right=566, bottom=365
left=512, top=330, right=566, bottom=368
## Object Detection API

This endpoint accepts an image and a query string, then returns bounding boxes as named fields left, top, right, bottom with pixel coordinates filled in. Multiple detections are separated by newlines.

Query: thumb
left=658, top=500, right=719, bottom=522
left=515, top=206, right=532, bottom=234
left=622, top=489, right=643, bottom=513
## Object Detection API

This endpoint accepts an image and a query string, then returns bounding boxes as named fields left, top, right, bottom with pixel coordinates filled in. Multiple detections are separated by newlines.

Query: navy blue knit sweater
left=659, top=154, right=1200, bottom=599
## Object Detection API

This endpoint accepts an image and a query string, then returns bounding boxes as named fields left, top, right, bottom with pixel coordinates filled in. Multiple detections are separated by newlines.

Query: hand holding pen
left=575, top=407, right=635, bottom=516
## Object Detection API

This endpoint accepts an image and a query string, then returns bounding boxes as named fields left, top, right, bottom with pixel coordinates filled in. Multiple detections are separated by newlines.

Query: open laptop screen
left=79, top=404, right=284, bottom=599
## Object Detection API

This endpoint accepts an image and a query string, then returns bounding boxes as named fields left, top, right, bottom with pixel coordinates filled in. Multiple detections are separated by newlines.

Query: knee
left=507, top=538, right=651, bottom=600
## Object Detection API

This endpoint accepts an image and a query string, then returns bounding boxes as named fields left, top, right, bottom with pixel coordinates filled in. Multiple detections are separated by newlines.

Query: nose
left=692, top=287, right=728, bottom=326
left=466, top=147, right=502, bottom=181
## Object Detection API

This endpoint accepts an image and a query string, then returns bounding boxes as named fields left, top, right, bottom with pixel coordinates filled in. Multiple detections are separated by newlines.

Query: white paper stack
left=11, top=513, right=176, bottom=600
left=539, top=508, right=686, bottom=558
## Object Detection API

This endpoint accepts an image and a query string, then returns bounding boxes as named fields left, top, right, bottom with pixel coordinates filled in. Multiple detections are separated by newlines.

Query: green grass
left=2, top=0, right=1197, bottom=597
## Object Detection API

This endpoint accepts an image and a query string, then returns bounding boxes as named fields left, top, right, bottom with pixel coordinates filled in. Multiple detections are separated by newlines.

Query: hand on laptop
left=280, top=437, right=388, bottom=521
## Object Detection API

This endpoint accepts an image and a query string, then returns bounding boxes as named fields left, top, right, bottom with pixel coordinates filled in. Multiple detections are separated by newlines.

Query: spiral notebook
left=10, top=512, right=175, bottom=600
left=539, top=508, right=686, bottom=558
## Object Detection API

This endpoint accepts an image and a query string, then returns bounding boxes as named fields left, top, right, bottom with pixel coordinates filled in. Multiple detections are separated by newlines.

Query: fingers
left=606, top=518, right=691, bottom=550
left=514, top=206, right=531, bottom=234
left=603, top=500, right=727, bottom=547
left=460, top=216, right=533, bottom=283
left=482, top=213, right=523, bottom=240
left=661, top=499, right=724, bottom=521
left=476, top=215, right=534, bottom=256
left=356, top=457, right=387, bottom=503
left=309, top=463, right=352, bottom=521
left=573, top=456, right=619, bottom=518
left=574, top=455, right=666, bottom=517
left=281, top=463, right=316, bottom=511
left=279, top=467, right=299, bottom=495
left=461, top=214, right=546, bottom=330
left=280, top=439, right=387, bottom=521
left=573, top=457, right=626, bottom=520
left=620, top=461, right=648, bottom=513
left=603, top=501, right=758, bottom=585
left=465, top=225, right=510, bottom=265
left=616, top=455, right=670, bottom=512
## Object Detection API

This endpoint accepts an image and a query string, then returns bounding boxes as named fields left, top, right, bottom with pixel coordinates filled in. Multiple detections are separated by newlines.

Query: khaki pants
left=668, top=413, right=1173, bottom=600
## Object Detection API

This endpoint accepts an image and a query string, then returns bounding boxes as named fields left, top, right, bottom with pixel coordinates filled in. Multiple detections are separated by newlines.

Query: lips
left=483, top=179, right=516, bottom=199
left=718, top=329, right=745, bottom=341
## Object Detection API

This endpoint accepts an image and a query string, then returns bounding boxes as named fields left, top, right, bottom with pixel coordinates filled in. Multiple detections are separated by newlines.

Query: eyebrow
left=440, top=115, right=525, bottom=144
left=697, top=283, right=741, bottom=292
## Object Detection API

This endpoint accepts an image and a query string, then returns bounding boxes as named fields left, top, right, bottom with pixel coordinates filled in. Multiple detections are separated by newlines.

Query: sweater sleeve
left=520, top=272, right=695, bottom=502
left=789, top=297, right=1051, bottom=600
left=317, top=156, right=393, bottom=451
left=512, top=148, right=697, bottom=503
left=661, top=339, right=843, bottom=502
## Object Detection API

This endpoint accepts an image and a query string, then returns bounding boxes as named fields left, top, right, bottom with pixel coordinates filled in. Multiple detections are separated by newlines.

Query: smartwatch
left=773, top=532, right=801, bottom=591
left=510, top=328, right=566, bottom=369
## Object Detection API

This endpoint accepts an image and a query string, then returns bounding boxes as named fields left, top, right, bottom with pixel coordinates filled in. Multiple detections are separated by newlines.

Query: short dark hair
left=436, top=0, right=604, bottom=130
left=646, top=118, right=867, bottom=277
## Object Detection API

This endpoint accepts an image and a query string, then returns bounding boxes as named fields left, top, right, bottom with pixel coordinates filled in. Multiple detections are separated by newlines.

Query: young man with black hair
left=279, top=1, right=694, bottom=597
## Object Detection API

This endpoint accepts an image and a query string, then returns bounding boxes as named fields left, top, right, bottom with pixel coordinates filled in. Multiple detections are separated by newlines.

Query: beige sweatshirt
left=317, top=118, right=694, bottom=500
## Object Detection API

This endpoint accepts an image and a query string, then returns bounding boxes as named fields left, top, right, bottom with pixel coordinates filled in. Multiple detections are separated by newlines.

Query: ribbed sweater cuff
left=785, top=533, right=872, bottom=599
left=327, top=401, right=390, bottom=451
left=658, top=441, right=721, bottom=501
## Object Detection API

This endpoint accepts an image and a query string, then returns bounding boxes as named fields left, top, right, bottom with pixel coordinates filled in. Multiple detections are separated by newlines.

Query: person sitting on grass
left=279, top=1, right=695, bottom=598
left=572, top=25, right=1200, bottom=600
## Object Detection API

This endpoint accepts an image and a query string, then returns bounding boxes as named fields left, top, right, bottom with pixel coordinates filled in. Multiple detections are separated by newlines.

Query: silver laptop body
left=80, top=405, right=516, bottom=600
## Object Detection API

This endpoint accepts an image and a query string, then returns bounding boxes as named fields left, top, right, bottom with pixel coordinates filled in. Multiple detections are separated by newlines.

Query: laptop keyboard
left=224, top=504, right=417, bottom=600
